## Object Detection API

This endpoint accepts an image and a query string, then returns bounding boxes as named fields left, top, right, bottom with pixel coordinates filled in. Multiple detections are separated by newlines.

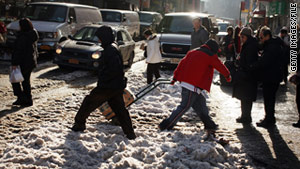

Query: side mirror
left=212, top=26, right=219, bottom=34
left=117, top=40, right=125, bottom=45
left=68, top=16, right=74, bottom=24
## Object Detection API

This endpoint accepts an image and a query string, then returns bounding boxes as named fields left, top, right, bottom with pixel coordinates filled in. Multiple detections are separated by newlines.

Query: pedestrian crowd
left=7, top=17, right=300, bottom=141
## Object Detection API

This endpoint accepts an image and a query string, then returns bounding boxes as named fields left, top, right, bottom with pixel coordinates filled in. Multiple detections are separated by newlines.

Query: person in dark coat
left=256, top=26, right=283, bottom=128
left=11, top=18, right=38, bottom=107
left=71, top=25, right=136, bottom=140
left=190, top=17, right=209, bottom=50
left=233, top=26, right=241, bottom=56
left=232, top=27, right=258, bottom=124
left=222, top=26, right=234, bottom=61
left=279, top=27, right=290, bottom=84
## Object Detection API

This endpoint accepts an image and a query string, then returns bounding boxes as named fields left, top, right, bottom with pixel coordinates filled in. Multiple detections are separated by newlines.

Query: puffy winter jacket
left=174, top=45, right=230, bottom=92
left=11, top=29, right=38, bottom=71
left=96, top=26, right=127, bottom=89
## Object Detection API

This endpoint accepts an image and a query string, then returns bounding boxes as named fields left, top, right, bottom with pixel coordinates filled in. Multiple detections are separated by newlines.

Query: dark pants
left=12, top=68, right=33, bottom=101
left=241, top=99, right=253, bottom=120
left=283, top=64, right=289, bottom=83
left=74, top=87, right=135, bottom=137
left=160, top=88, right=216, bottom=130
left=262, top=82, right=280, bottom=120
left=147, top=63, right=160, bottom=84
left=296, top=84, right=300, bottom=120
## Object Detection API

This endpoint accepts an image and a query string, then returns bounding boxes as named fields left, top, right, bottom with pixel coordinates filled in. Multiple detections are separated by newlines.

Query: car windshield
left=139, top=13, right=153, bottom=23
left=23, top=4, right=67, bottom=23
left=218, top=23, right=228, bottom=32
left=101, top=11, right=122, bottom=22
left=157, top=16, right=193, bottom=34
left=73, top=27, right=99, bottom=42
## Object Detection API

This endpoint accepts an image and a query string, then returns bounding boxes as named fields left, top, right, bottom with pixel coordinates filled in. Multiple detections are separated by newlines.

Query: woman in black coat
left=232, top=27, right=258, bottom=124
left=11, top=18, right=38, bottom=106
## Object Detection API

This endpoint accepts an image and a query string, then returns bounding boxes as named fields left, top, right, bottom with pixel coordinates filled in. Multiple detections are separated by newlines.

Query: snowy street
left=0, top=43, right=299, bottom=169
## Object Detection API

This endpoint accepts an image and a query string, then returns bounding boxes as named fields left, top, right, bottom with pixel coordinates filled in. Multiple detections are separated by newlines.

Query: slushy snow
left=0, top=61, right=254, bottom=169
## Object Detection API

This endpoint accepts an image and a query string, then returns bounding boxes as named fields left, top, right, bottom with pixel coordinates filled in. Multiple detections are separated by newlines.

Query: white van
left=100, top=9, right=140, bottom=40
left=5, top=2, right=102, bottom=53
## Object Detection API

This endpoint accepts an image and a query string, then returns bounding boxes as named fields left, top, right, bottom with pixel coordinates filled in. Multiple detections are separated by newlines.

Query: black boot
left=71, top=123, right=86, bottom=132
left=236, top=117, right=252, bottom=124
left=12, top=95, right=27, bottom=105
left=256, top=117, right=276, bottom=128
left=292, top=120, right=300, bottom=128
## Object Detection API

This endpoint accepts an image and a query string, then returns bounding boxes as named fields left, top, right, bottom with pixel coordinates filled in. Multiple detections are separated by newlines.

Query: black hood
left=17, top=29, right=38, bottom=43
left=95, top=25, right=115, bottom=48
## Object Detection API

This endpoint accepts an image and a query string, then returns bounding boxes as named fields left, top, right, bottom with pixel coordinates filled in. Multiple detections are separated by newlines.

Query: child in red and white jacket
left=159, top=39, right=231, bottom=131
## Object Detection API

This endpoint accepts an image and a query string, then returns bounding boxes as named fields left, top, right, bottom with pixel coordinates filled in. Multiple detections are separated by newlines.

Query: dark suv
left=157, top=13, right=218, bottom=66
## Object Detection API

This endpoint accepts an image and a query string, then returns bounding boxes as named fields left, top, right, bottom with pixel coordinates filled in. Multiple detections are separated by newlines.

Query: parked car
left=54, top=25, right=135, bottom=70
left=100, top=9, right=140, bottom=40
left=157, top=12, right=219, bottom=66
left=5, top=2, right=102, bottom=54
left=138, top=11, right=162, bottom=38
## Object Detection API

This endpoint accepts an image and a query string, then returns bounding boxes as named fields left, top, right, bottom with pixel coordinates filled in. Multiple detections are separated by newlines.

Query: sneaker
left=256, top=118, right=276, bottom=128
left=71, top=123, right=86, bottom=132
left=236, top=117, right=252, bottom=124
left=204, top=124, right=218, bottom=131
left=159, top=119, right=170, bottom=131
left=292, top=121, right=300, bottom=128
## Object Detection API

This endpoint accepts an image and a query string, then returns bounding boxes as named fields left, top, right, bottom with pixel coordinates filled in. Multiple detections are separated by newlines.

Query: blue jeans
left=159, top=87, right=217, bottom=130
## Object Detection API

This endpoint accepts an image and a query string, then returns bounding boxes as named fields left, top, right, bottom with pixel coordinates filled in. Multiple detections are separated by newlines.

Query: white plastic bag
left=9, top=66, right=24, bottom=83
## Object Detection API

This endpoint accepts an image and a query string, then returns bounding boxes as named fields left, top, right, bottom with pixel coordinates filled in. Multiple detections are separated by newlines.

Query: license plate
left=40, top=45, right=51, bottom=50
left=68, top=59, right=79, bottom=64
left=171, top=58, right=181, bottom=64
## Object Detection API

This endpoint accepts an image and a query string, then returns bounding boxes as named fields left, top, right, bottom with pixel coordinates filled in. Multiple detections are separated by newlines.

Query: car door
left=123, top=30, right=135, bottom=62
left=116, top=30, right=127, bottom=63
left=120, top=30, right=131, bottom=62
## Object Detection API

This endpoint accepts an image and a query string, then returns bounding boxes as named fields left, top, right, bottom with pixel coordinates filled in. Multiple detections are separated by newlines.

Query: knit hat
left=240, top=27, right=252, bottom=36
left=205, top=39, right=220, bottom=54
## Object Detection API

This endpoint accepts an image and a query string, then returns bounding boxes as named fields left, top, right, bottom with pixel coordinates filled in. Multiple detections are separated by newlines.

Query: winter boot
left=71, top=123, right=86, bottom=132
left=159, top=119, right=172, bottom=131
left=292, top=120, right=300, bottom=128
left=12, top=95, right=27, bottom=105
left=126, top=133, right=136, bottom=140
left=256, top=117, right=276, bottom=128
left=236, top=117, right=252, bottom=124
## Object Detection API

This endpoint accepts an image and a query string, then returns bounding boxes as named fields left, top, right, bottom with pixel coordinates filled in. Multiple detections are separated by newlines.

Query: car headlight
left=92, top=51, right=101, bottom=60
left=45, top=32, right=58, bottom=39
left=56, top=46, right=62, bottom=54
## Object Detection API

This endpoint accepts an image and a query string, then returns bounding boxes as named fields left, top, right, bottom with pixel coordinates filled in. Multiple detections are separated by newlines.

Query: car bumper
left=161, top=53, right=184, bottom=65
left=54, top=55, right=99, bottom=70
left=38, top=41, right=57, bottom=52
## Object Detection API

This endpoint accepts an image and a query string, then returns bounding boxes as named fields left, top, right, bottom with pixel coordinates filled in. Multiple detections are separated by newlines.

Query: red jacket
left=174, top=46, right=230, bottom=92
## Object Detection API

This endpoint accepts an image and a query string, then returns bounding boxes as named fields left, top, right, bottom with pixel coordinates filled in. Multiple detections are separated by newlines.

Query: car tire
left=128, top=52, right=134, bottom=67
